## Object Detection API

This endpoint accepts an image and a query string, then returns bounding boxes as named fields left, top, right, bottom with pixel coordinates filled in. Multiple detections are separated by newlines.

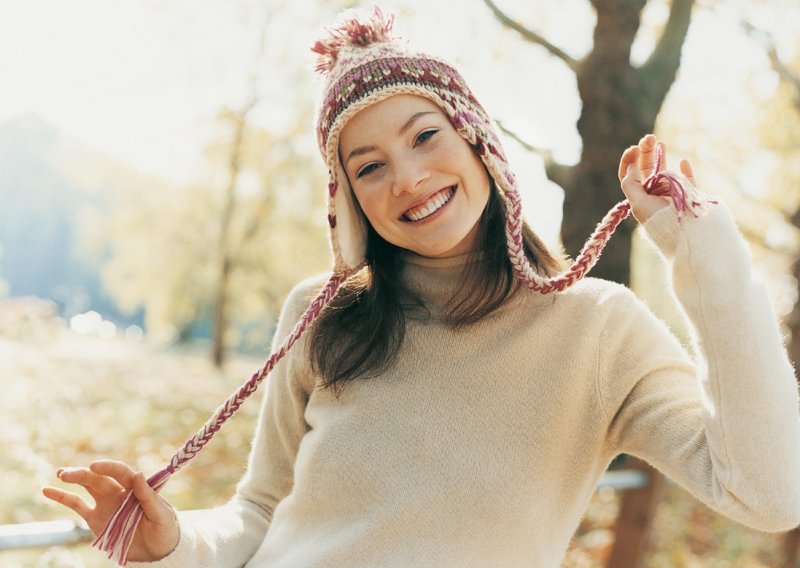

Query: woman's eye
left=415, top=129, right=438, bottom=145
left=356, top=163, right=381, bottom=178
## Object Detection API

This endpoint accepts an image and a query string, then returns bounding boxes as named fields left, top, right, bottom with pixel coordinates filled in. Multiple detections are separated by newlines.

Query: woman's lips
left=403, top=186, right=456, bottom=222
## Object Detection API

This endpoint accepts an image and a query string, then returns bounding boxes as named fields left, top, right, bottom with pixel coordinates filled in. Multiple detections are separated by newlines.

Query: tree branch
left=742, top=21, right=800, bottom=108
left=482, top=0, right=579, bottom=72
left=495, top=120, right=573, bottom=190
left=639, top=0, right=694, bottom=86
left=496, top=120, right=553, bottom=162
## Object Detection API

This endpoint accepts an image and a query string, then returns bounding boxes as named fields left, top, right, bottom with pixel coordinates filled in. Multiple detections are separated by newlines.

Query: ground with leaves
left=0, top=329, right=787, bottom=567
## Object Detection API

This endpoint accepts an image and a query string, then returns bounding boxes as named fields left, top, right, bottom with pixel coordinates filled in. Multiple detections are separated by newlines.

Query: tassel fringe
left=508, top=144, right=717, bottom=294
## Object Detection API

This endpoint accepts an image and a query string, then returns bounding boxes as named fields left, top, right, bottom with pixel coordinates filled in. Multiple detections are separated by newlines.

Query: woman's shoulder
left=557, top=277, right=668, bottom=336
left=280, top=272, right=335, bottom=318
left=290, top=272, right=335, bottom=300
left=567, top=276, right=638, bottom=305
left=513, top=276, right=639, bottom=314
left=267, top=273, right=335, bottom=331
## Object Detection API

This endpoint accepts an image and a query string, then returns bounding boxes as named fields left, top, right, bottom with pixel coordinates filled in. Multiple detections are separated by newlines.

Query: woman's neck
left=397, top=250, right=483, bottom=314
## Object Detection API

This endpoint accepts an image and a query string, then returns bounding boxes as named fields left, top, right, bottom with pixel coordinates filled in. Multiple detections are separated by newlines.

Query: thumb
left=620, top=162, right=643, bottom=200
left=131, top=472, right=173, bottom=525
left=623, top=161, right=642, bottom=185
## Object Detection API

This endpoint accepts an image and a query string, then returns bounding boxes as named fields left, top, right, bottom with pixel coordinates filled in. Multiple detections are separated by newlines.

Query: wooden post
left=607, top=456, right=664, bottom=568
left=784, top=527, right=800, bottom=567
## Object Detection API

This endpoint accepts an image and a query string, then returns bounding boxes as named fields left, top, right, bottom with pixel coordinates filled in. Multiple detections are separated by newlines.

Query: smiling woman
left=43, top=6, right=800, bottom=568
left=339, top=94, right=491, bottom=259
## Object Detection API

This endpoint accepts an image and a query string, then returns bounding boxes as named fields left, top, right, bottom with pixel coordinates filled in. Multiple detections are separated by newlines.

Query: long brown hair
left=308, top=185, right=567, bottom=397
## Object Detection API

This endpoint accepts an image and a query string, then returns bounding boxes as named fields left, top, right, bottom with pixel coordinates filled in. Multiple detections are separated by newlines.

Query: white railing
left=0, top=470, right=650, bottom=551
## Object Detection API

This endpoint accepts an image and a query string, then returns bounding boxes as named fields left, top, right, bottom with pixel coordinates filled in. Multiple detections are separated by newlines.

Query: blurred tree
left=483, top=0, right=694, bottom=285
left=209, top=0, right=356, bottom=366
left=96, top=1, right=336, bottom=363
left=752, top=36, right=800, bottom=363
left=740, top=33, right=800, bottom=567
left=208, top=108, right=329, bottom=366
left=754, top=48, right=800, bottom=568
left=97, top=112, right=328, bottom=352
left=210, top=5, right=271, bottom=368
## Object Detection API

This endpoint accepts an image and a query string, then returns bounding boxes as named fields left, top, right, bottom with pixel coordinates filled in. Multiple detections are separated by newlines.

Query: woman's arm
left=45, top=275, right=320, bottom=567
left=599, top=182, right=800, bottom=532
left=126, top=277, right=319, bottom=567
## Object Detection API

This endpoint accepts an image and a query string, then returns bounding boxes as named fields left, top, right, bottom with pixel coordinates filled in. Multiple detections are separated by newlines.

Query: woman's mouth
left=403, top=186, right=456, bottom=222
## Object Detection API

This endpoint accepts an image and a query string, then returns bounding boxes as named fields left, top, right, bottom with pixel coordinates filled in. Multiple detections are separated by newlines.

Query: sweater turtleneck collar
left=397, top=250, right=483, bottom=314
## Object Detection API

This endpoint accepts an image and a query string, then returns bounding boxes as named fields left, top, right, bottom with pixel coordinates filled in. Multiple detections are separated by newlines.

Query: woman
left=44, top=8, right=800, bottom=567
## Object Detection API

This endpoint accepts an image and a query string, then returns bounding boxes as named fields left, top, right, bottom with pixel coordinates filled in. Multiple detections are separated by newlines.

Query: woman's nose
left=391, top=158, right=430, bottom=197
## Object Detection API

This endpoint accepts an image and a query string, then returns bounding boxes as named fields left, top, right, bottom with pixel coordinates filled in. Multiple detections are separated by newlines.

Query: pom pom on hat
left=312, top=6, right=394, bottom=74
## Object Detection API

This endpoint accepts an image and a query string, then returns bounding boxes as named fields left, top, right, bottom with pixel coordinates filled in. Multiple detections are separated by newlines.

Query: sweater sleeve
left=127, top=276, right=320, bottom=567
left=599, top=201, right=800, bottom=533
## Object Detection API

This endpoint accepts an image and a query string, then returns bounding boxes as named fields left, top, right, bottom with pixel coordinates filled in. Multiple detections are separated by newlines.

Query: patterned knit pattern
left=317, top=57, right=485, bottom=150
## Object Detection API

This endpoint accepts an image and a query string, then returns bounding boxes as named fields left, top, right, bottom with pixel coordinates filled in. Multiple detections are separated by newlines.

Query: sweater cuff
left=638, top=204, right=682, bottom=260
left=125, top=515, right=195, bottom=568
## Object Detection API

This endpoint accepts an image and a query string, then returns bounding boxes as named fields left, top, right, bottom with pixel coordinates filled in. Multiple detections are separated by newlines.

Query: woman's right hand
left=42, top=460, right=180, bottom=562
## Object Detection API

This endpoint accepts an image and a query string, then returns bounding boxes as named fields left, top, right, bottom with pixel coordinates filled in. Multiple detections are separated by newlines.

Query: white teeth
left=405, top=187, right=455, bottom=222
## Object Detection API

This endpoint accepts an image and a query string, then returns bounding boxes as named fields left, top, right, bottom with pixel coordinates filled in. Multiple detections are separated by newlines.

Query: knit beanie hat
left=312, top=6, right=511, bottom=275
left=92, top=7, right=715, bottom=565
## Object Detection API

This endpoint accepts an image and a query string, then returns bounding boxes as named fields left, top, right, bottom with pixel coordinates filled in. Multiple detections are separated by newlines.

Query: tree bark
left=486, top=0, right=694, bottom=284
left=566, top=0, right=693, bottom=283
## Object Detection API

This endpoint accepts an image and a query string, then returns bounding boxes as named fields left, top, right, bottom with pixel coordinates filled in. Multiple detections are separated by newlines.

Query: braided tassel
left=93, top=271, right=350, bottom=565
left=507, top=145, right=717, bottom=293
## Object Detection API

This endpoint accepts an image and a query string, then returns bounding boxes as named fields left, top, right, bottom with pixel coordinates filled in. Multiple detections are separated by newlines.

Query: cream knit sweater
left=131, top=202, right=800, bottom=567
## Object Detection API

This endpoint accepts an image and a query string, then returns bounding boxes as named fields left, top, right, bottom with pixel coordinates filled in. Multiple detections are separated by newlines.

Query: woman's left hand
left=618, top=134, right=697, bottom=224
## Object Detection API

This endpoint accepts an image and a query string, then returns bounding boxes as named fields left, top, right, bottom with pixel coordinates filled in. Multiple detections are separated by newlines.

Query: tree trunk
left=559, top=0, right=693, bottom=284
left=607, top=457, right=665, bottom=568
left=212, top=113, right=246, bottom=368
left=212, top=255, right=233, bottom=367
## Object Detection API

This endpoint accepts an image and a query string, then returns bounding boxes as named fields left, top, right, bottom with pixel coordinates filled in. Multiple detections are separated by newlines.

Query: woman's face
left=339, top=94, right=491, bottom=259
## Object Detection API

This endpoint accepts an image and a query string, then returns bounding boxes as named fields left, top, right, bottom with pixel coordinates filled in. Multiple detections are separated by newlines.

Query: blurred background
left=1, top=0, right=799, bottom=566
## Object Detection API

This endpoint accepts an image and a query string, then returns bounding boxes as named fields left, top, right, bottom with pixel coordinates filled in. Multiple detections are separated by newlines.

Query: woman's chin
left=405, top=236, right=477, bottom=259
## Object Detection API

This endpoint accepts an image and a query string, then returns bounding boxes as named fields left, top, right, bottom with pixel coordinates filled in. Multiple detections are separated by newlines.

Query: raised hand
left=42, top=460, right=179, bottom=562
left=618, top=134, right=698, bottom=224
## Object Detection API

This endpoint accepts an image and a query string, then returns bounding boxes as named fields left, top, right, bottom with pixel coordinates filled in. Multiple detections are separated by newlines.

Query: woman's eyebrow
left=344, top=111, right=438, bottom=168
left=344, top=145, right=377, bottom=167
left=398, top=111, right=436, bottom=135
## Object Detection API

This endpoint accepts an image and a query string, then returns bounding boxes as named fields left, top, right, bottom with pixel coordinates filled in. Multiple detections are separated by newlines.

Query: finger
left=622, top=161, right=642, bottom=186
left=90, top=460, right=138, bottom=490
left=618, top=146, right=639, bottom=181
left=131, top=471, right=173, bottom=524
left=680, top=158, right=697, bottom=186
left=57, top=467, right=125, bottom=498
left=638, top=134, right=657, bottom=175
left=42, top=486, right=93, bottom=519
